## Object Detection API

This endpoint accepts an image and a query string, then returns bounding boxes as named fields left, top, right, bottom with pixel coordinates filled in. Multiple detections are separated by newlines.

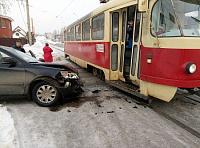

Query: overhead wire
left=56, top=0, right=74, bottom=18
left=29, top=5, right=57, bottom=18
left=17, top=0, right=27, bottom=28
left=28, top=5, right=69, bottom=26
left=52, top=0, right=74, bottom=23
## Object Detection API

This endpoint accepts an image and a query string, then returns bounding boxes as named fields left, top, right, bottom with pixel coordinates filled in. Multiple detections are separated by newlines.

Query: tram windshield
left=151, top=0, right=200, bottom=37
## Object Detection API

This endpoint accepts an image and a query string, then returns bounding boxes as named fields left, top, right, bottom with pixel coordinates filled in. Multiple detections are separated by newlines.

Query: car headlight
left=60, top=71, right=79, bottom=79
left=186, top=62, right=196, bottom=74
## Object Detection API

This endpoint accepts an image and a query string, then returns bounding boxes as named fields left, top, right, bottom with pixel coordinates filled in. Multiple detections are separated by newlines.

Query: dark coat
left=12, top=45, right=26, bottom=53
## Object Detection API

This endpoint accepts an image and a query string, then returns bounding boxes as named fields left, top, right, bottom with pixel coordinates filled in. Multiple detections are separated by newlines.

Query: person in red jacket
left=43, top=43, right=53, bottom=62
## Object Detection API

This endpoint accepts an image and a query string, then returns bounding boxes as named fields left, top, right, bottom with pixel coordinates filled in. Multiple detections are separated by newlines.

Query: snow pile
left=0, top=105, right=19, bottom=148
left=35, top=36, right=46, bottom=41
left=24, top=41, right=44, bottom=60
left=24, top=36, right=65, bottom=62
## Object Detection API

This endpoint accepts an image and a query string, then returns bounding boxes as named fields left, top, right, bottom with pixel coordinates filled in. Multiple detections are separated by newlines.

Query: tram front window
left=151, top=0, right=200, bottom=37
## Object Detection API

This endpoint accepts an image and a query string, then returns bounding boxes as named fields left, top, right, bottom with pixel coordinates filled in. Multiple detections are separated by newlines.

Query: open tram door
left=129, top=7, right=142, bottom=86
left=109, top=8, right=128, bottom=82
left=110, top=5, right=142, bottom=86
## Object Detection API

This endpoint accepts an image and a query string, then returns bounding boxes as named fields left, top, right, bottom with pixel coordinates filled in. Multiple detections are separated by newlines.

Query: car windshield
left=6, top=47, right=39, bottom=63
left=151, top=0, right=200, bottom=37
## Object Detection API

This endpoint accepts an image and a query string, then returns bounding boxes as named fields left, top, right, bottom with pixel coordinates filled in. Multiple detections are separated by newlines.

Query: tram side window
left=76, top=24, right=81, bottom=41
left=64, top=30, right=67, bottom=41
left=71, top=27, right=75, bottom=41
left=67, top=29, right=70, bottom=41
left=92, top=13, right=105, bottom=40
left=82, top=20, right=90, bottom=40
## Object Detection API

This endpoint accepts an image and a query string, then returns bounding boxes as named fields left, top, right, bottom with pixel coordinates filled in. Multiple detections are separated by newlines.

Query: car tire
left=32, top=81, right=60, bottom=107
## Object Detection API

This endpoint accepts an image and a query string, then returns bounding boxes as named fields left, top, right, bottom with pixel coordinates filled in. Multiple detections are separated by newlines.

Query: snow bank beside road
left=0, top=105, right=18, bottom=148
left=24, top=41, right=44, bottom=60
left=24, top=36, right=65, bottom=62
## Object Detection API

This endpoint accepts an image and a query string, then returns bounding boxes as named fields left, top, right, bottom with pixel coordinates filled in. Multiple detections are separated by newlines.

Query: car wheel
left=32, top=81, right=60, bottom=107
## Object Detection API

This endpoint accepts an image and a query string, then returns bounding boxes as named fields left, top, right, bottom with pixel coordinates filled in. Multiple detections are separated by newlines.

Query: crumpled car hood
left=33, top=63, right=78, bottom=73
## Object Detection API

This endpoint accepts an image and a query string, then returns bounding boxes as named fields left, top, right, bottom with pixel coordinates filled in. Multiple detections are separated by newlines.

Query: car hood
left=32, top=63, right=78, bottom=74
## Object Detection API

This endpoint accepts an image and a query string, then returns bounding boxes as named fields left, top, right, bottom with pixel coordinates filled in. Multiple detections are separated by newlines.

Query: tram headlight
left=186, top=62, right=196, bottom=74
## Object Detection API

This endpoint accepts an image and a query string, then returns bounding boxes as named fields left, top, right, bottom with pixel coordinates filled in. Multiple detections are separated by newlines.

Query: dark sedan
left=0, top=46, right=82, bottom=107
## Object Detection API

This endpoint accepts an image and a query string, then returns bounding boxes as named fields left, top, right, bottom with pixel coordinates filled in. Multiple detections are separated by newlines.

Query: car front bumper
left=58, top=79, right=83, bottom=99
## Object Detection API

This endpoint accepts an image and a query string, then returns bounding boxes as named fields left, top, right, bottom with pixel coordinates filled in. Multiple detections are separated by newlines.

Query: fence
left=0, top=38, right=28, bottom=47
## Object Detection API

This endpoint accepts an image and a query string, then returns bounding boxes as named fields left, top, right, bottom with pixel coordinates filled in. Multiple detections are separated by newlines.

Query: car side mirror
left=1, top=57, right=17, bottom=66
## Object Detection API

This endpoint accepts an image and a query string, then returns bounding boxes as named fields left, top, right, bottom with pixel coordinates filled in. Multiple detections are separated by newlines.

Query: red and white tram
left=64, top=0, right=200, bottom=102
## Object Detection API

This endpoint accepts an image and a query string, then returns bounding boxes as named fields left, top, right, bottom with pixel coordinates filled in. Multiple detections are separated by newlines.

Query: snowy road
left=3, top=61, right=200, bottom=148
left=1, top=37, right=200, bottom=148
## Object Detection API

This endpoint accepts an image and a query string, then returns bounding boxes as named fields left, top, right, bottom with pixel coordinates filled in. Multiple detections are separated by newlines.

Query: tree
left=0, top=0, right=14, bottom=15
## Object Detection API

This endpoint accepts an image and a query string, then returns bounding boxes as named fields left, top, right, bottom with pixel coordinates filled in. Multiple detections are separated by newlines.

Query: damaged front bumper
left=58, top=78, right=84, bottom=99
left=56, top=71, right=84, bottom=99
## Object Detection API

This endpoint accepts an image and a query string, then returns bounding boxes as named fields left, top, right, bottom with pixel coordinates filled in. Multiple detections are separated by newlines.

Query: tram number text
left=96, top=44, right=104, bottom=53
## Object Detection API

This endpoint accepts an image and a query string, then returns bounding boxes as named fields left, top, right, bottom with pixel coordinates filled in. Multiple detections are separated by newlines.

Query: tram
left=64, top=0, right=200, bottom=102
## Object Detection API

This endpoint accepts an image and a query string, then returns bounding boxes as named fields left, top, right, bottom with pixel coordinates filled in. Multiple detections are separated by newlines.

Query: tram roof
left=66, top=0, right=137, bottom=28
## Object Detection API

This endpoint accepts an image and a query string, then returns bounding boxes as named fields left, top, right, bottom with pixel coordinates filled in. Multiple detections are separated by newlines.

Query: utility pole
left=26, top=0, right=32, bottom=45
left=31, top=18, right=35, bottom=43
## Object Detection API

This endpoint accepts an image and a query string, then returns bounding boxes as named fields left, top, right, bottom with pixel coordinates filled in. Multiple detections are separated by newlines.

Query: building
left=13, top=26, right=27, bottom=39
left=45, top=32, right=53, bottom=40
left=0, top=15, right=13, bottom=38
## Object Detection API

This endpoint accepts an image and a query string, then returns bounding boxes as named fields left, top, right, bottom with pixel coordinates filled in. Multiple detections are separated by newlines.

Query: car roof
left=0, top=45, right=14, bottom=52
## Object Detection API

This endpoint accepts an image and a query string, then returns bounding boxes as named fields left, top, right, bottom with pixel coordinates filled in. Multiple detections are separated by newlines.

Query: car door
left=0, top=51, right=25, bottom=95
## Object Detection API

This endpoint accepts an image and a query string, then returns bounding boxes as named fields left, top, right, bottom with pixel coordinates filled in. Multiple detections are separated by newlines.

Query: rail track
left=53, top=44, right=200, bottom=141
left=149, top=102, right=200, bottom=139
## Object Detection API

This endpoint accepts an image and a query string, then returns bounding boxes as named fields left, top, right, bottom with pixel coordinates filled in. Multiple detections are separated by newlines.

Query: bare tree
left=0, top=0, right=14, bottom=15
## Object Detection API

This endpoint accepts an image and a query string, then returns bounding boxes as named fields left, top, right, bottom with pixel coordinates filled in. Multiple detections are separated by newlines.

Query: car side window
left=0, top=51, right=11, bottom=64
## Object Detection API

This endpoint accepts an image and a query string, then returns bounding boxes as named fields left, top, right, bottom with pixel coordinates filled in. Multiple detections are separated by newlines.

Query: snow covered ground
left=0, top=105, right=19, bottom=148
left=0, top=36, right=65, bottom=148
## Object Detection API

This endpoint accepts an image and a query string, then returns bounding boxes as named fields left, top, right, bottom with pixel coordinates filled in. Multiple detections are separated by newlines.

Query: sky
left=8, top=0, right=101, bottom=34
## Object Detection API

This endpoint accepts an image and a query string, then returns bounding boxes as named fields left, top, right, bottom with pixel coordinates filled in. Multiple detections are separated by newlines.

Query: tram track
left=90, top=68, right=200, bottom=139
left=148, top=102, right=200, bottom=139
left=49, top=44, right=64, bottom=53
left=185, top=96, right=200, bottom=104
left=129, top=94, right=200, bottom=139
left=89, top=72, right=200, bottom=140
left=108, top=81, right=200, bottom=139
left=63, top=56, right=200, bottom=141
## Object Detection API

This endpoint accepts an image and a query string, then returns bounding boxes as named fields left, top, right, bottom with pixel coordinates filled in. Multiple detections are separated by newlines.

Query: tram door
left=119, top=6, right=142, bottom=85
left=110, top=10, right=122, bottom=81
left=119, top=8, right=127, bottom=82
left=110, top=8, right=128, bottom=81
left=110, top=6, right=142, bottom=84
left=129, top=9, right=142, bottom=85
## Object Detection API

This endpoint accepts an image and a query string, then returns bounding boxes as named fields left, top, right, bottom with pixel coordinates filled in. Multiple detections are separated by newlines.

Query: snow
left=23, top=36, right=65, bottom=62
left=0, top=105, right=19, bottom=148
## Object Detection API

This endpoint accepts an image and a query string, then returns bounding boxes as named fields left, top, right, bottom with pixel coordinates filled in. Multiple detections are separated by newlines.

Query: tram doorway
left=110, top=5, right=142, bottom=84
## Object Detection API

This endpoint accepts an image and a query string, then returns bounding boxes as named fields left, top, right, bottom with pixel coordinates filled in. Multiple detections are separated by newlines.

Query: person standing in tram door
left=127, top=19, right=134, bottom=48
left=43, top=43, right=53, bottom=62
